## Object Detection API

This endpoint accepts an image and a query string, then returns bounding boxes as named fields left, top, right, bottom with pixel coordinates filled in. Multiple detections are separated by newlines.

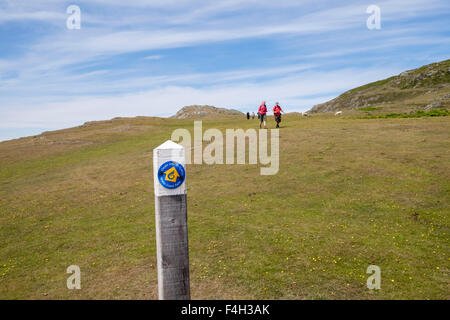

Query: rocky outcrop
left=171, top=105, right=244, bottom=119
left=308, top=59, right=450, bottom=113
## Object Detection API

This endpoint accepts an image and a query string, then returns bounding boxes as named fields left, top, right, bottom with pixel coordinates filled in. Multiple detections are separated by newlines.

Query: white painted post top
left=153, top=140, right=186, bottom=197
left=155, top=140, right=184, bottom=150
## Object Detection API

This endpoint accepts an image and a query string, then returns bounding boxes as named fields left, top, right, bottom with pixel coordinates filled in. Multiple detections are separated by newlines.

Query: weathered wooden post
left=153, top=140, right=190, bottom=300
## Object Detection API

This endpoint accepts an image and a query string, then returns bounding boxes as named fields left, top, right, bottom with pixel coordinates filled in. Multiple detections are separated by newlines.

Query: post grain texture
left=153, top=140, right=190, bottom=300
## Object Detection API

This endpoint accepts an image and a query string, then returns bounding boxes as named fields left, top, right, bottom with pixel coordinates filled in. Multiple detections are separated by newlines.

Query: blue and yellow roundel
left=158, top=161, right=185, bottom=189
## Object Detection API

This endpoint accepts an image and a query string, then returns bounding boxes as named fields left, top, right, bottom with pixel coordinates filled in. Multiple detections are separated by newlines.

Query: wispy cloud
left=0, top=10, right=65, bottom=23
left=142, top=55, right=163, bottom=60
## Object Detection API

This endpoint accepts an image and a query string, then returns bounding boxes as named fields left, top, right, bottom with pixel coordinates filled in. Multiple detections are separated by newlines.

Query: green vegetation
left=357, top=107, right=381, bottom=111
left=362, top=109, right=449, bottom=119
left=0, top=114, right=449, bottom=299
left=348, top=77, right=394, bottom=95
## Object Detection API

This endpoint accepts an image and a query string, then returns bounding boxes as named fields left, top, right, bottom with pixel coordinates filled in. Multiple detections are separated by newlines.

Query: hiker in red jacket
left=273, top=102, right=284, bottom=128
left=258, top=101, right=268, bottom=129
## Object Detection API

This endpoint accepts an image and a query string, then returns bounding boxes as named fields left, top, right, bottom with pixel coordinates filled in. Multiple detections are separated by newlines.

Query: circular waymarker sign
left=157, top=161, right=185, bottom=189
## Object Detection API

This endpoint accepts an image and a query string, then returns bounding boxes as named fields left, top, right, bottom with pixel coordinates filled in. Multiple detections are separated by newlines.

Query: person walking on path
left=258, top=101, right=268, bottom=129
left=273, top=102, right=284, bottom=128
left=251, top=112, right=255, bottom=119
left=246, top=112, right=250, bottom=120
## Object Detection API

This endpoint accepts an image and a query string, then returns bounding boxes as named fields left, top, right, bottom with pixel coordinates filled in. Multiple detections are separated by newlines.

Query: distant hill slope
left=172, top=105, right=244, bottom=119
left=309, top=59, right=450, bottom=113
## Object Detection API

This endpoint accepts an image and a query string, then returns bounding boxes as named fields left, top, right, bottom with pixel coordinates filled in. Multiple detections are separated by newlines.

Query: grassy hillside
left=309, top=59, right=450, bottom=114
left=0, top=114, right=449, bottom=299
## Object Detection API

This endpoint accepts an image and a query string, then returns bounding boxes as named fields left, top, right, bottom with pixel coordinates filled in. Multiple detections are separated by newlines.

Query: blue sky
left=0, top=0, right=449, bottom=141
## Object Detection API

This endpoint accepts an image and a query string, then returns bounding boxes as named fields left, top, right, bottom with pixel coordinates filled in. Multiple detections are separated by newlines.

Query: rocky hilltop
left=309, top=59, right=450, bottom=113
left=171, top=105, right=244, bottom=119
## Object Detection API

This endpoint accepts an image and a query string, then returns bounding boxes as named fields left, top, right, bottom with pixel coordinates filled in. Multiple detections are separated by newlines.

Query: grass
left=0, top=114, right=449, bottom=299
left=357, top=107, right=381, bottom=111
left=362, top=109, right=449, bottom=119
left=348, top=77, right=395, bottom=95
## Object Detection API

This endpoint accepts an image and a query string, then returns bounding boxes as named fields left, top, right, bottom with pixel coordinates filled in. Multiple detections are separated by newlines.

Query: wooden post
left=153, top=140, right=190, bottom=300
